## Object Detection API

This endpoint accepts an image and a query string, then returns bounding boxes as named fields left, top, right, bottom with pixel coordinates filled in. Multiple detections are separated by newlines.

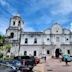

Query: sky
left=0, top=0, right=72, bottom=35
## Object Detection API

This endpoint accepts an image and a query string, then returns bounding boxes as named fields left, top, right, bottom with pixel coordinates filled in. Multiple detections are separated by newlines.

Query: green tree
left=5, top=44, right=12, bottom=53
left=0, top=35, right=5, bottom=46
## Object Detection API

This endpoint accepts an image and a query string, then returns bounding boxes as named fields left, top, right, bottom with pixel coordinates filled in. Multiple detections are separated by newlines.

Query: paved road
left=0, top=65, right=12, bottom=72
left=46, top=58, right=72, bottom=72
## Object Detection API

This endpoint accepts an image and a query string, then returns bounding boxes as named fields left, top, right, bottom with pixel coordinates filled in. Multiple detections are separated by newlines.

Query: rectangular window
left=67, top=50, right=70, bottom=54
left=56, top=37, right=59, bottom=42
left=34, top=38, right=37, bottom=44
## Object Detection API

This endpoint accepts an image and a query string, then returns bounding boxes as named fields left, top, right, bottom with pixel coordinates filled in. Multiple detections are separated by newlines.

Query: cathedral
left=5, top=14, right=72, bottom=58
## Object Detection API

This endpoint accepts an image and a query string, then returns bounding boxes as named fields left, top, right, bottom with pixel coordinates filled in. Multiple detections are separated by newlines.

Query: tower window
left=10, top=32, right=14, bottom=38
left=13, top=21, right=15, bottom=25
left=34, top=38, right=37, bottom=43
left=19, top=21, right=21, bottom=24
left=18, top=21, right=21, bottom=26
left=25, top=38, right=28, bottom=44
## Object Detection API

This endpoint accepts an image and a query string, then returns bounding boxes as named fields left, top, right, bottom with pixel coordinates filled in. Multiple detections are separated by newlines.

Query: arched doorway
left=55, top=48, right=62, bottom=58
left=10, top=32, right=14, bottom=38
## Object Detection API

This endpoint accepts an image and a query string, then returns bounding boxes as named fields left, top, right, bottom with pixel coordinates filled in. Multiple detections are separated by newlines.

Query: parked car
left=0, top=60, right=6, bottom=64
left=8, top=60, right=21, bottom=67
left=62, top=55, right=72, bottom=62
left=0, top=60, right=18, bottom=72
left=14, top=56, right=36, bottom=72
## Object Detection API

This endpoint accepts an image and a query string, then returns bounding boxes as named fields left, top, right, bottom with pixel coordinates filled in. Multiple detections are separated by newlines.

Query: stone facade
left=5, top=15, right=72, bottom=58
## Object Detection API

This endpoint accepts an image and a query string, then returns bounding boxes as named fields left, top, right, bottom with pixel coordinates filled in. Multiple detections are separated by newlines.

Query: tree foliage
left=0, top=35, right=4, bottom=44
left=5, top=44, right=12, bottom=49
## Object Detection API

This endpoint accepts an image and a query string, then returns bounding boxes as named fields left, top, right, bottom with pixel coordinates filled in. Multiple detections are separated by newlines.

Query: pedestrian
left=65, top=59, right=68, bottom=65
left=44, top=56, right=46, bottom=62
left=64, top=55, right=69, bottom=66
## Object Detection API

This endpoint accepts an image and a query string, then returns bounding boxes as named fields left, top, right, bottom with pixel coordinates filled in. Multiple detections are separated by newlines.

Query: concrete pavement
left=33, top=56, right=72, bottom=72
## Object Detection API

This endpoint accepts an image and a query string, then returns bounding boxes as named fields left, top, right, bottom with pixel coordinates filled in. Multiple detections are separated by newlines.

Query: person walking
left=65, top=58, right=68, bottom=65
left=64, top=55, right=69, bottom=65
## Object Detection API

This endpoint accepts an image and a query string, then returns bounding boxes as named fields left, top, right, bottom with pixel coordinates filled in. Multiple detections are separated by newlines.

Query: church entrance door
left=55, top=48, right=61, bottom=58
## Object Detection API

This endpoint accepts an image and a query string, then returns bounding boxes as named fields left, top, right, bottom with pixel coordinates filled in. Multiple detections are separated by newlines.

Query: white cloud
left=0, top=18, right=8, bottom=35
left=51, top=0, right=72, bottom=15
left=34, top=15, right=52, bottom=25
left=0, top=0, right=16, bottom=15
left=0, top=0, right=7, bottom=5
left=25, top=0, right=72, bottom=24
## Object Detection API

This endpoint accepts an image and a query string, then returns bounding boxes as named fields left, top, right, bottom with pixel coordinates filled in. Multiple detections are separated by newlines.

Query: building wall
left=6, top=15, right=72, bottom=57
left=19, top=45, right=43, bottom=57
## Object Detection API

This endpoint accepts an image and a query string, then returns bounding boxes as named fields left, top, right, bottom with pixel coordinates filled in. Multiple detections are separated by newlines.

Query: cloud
left=0, top=24, right=7, bottom=35
left=0, top=0, right=16, bottom=15
left=33, top=15, right=52, bottom=25
left=51, top=0, right=72, bottom=15
left=0, top=18, right=8, bottom=35
left=0, top=0, right=72, bottom=34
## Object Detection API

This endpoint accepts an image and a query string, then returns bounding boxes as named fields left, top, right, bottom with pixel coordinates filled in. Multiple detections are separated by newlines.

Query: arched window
left=10, top=32, right=14, bottom=38
left=34, top=51, right=36, bottom=56
left=13, top=21, right=15, bottom=25
left=25, top=38, right=28, bottom=44
left=18, top=21, right=21, bottom=26
left=47, top=38, right=49, bottom=41
left=24, top=51, right=27, bottom=56
left=34, top=38, right=37, bottom=43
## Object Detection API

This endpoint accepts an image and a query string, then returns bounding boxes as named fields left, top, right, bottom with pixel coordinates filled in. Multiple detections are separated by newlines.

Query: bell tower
left=6, top=13, right=24, bottom=43
left=10, top=12, right=23, bottom=30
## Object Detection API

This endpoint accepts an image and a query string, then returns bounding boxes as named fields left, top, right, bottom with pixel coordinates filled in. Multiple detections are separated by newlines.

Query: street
left=0, top=65, right=12, bottom=72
